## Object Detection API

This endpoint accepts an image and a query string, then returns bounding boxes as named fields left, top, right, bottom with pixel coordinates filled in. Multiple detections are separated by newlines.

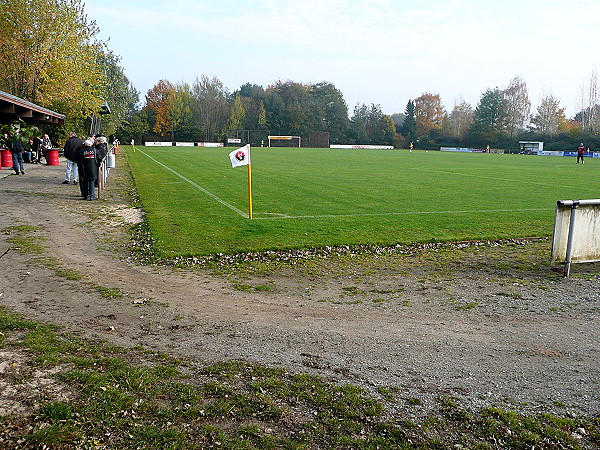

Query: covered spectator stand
left=0, top=90, right=65, bottom=169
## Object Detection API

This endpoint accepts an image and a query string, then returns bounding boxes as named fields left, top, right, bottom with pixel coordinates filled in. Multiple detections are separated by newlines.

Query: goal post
left=268, top=135, right=301, bottom=147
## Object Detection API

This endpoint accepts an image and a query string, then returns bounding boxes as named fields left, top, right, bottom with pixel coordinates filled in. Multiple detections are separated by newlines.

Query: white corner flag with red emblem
left=229, top=144, right=250, bottom=168
left=228, top=144, right=253, bottom=219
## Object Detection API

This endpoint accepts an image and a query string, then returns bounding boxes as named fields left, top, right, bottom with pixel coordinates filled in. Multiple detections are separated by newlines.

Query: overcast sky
left=85, top=0, right=600, bottom=118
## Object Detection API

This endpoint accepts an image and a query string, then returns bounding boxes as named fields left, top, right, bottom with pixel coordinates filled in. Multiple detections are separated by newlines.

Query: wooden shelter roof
left=0, top=90, right=65, bottom=125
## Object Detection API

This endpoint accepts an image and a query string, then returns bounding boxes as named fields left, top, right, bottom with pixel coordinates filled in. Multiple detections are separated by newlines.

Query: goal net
left=268, top=135, right=301, bottom=147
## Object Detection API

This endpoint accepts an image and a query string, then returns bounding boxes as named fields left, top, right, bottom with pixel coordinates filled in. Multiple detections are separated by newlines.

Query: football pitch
left=125, top=146, right=598, bottom=257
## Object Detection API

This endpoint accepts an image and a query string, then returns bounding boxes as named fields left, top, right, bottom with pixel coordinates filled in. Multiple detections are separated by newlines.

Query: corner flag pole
left=247, top=161, right=253, bottom=219
left=229, top=144, right=253, bottom=219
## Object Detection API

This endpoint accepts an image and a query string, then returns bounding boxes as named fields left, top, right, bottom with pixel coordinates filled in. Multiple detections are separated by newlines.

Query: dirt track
left=1, top=157, right=599, bottom=419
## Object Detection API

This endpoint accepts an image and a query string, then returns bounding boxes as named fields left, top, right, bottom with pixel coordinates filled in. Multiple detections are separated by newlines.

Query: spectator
left=23, top=138, right=34, bottom=163
left=8, top=133, right=25, bottom=175
left=95, top=135, right=108, bottom=161
left=63, top=132, right=82, bottom=185
left=77, top=138, right=100, bottom=200
left=31, top=135, right=43, bottom=163
left=41, top=133, right=52, bottom=164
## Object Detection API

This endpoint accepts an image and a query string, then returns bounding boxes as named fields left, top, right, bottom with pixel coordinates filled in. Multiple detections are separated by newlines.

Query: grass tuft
left=1, top=307, right=598, bottom=448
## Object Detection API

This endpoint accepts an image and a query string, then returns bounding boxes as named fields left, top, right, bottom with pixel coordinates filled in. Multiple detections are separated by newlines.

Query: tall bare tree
left=192, top=75, right=230, bottom=141
left=448, top=98, right=474, bottom=139
left=503, top=76, right=531, bottom=138
left=579, top=69, right=599, bottom=133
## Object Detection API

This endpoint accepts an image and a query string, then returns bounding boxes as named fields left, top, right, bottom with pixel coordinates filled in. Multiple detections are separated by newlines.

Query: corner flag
left=228, top=144, right=253, bottom=219
left=229, top=144, right=250, bottom=168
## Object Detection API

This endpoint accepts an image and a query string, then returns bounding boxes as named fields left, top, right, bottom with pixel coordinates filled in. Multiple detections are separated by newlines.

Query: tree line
left=129, top=77, right=395, bottom=147
left=2, top=0, right=600, bottom=151
left=121, top=74, right=600, bottom=152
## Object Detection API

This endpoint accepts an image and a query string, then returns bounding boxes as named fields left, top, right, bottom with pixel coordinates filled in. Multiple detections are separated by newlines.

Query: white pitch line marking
left=252, top=208, right=549, bottom=220
left=138, top=149, right=248, bottom=218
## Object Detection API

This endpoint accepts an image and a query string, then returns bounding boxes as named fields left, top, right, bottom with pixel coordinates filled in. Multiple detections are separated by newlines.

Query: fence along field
left=125, top=146, right=599, bottom=257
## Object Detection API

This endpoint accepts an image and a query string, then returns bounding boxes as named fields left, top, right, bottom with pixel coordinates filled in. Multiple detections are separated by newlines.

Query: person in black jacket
left=95, top=135, right=108, bottom=161
left=63, top=132, right=82, bottom=184
left=31, top=136, right=43, bottom=163
left=76, top=138, right=101, bottom=200
left=8, top=133, right=25, bottom=175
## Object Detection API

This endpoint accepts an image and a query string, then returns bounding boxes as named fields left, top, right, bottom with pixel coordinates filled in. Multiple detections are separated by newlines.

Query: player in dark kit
left=577, top=143, right=586, bottom=164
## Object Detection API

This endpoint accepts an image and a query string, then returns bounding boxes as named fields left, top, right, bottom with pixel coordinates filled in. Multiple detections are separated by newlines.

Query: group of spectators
left=1, top=132, right=53, bottom=175
left=63, top=132, right=109, bottom=201
left=29, top=134, right=53, bottom=165
left=1, top=129, right=109, bottom=201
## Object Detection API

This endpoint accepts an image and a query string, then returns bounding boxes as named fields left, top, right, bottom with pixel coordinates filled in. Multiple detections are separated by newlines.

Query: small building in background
left=518, top=141, right=544, bottom=154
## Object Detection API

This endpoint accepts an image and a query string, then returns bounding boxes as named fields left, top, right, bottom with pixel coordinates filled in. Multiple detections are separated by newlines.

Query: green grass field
left=125, top=146, right=599, bottom=257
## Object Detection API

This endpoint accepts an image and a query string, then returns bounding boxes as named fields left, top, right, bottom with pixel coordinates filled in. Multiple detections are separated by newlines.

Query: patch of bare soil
left=0, top=158, right=599, bottom=422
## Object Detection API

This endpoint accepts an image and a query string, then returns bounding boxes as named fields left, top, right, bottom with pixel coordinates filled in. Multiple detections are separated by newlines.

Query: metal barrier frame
left=554, top=199, right=600, bottom=277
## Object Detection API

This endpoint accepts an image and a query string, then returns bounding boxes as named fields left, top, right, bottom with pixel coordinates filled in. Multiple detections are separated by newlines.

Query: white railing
left=96, top=146, right=115, bottom=198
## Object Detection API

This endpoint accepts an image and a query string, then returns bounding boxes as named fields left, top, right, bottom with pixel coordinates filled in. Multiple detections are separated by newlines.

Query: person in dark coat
left=8, top=134, right=25, bottom=175
left=63, top=132, right=83, bottom=184
left=73, top=136, right=88, bottom=197
left=76, top=138, right=101, bottom=200
left=95, top=135, right=109, bottom=161
left=576, top=143, right=586, bottom=164
left=31, top=136, right=43, bottom=163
